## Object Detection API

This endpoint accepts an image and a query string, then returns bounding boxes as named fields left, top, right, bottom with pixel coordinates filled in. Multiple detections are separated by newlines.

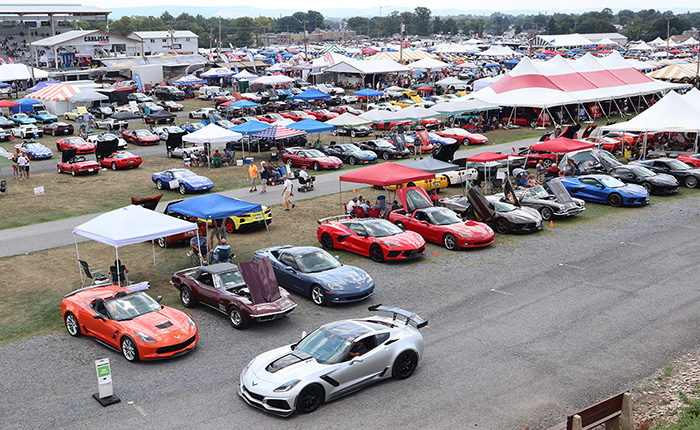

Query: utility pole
left=218, top=16, right=222, bottom=56
left=169, top=28, right=174, bottom=54
left=666, top=17, right=670, bottom=54
left=303, top=20, right=308, bottom=64
left=399, top=22, right=405, bottom=64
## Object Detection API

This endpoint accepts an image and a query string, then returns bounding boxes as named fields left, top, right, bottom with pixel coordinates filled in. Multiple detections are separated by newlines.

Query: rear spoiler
left=317, top=214, right=352, bottom=225
left=63, top=284, right=112, bottom=298
left=368, top=304, right=428, bottom=329
left=63, top=281, right=150, bottom=298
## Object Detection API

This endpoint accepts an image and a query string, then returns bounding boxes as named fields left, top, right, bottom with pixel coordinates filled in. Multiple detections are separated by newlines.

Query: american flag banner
left=277, top=53, right=283, bottom=63
left=0, top=58, right=5, bottom=64
left=323, top=52, right=335, bottom=66
left=8, top=57, right=13, bottom=64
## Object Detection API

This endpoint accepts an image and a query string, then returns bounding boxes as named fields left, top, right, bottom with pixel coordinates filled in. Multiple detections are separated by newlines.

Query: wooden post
left=571, top=414, right=583, bottom=430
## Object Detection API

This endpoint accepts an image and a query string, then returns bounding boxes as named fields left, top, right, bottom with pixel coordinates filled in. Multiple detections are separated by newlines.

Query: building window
left=186, top=38, right=190, bottom=41
left=162, top=39, right=167, bottom=42
left=150, top=39, right=155, bottom=43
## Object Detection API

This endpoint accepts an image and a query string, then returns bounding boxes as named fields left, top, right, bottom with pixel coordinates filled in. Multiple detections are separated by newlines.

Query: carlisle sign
left=84, top=35, right=110, bottom=43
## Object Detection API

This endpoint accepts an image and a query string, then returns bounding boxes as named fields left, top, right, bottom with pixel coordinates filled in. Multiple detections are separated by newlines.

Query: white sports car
left=87, top=133, right=127, bottom=150
left=238, top=305, right=427, bottom=416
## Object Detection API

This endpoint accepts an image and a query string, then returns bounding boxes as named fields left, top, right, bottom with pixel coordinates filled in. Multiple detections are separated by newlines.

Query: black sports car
left=330, top=125, right=371, bottom=138
left=358, top=139, right=410, bottom=160
left=321, top=143, right=377, bottom=165
left=632, top=158, right=700, bottom=188
left=609, top=164, right=679, bottom=195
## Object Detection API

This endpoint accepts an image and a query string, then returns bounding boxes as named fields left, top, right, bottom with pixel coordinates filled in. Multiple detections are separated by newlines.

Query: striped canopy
left=250, top=125, right=306, bottom=140
left=26, top=83, right=82, bottom=101
left=647, top=63, right=700, bottom=81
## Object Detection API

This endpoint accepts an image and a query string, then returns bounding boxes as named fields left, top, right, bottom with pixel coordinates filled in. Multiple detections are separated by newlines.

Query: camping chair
left=367, top=208, right=381, bottom=218
left=354, top=206, right=366, bottom=218
left=0, top=180, right=6, bottom=196
left=212, top=152, right=223, bottom=168
left=212, top=245, right=234, bottom=263
left=269, top=152, right=279, bottom=162
left=109, top=264, right=129, bottom=286
left=79, top=260, right=109, bottom=286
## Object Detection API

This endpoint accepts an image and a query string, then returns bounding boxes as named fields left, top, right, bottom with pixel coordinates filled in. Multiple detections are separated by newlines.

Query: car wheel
left=64, top=312, right=80, bottom=337
left=443, top=233, right=458, bottom=250
left=189, top=113, right=194, bottom=118
left=179, top=183, right=187, bottom=195
left=111, top=162, right=117, bottom=171
left=157, top=237, right=166, bottom=248
left=539, top=206, right=553, bottom=221
left=607, top=193, right=622, bottom=207
left=685, top=176, right=698, bottom=188
left=71, top=168, right=76, bottom=176
left=392, top=350, right=418, bottom=379
left=395, top=221, right=406, bottom=231
left=310, top=285, right=327, bottom=306
left=57, top=165, right=61, bottom=174
left=530, top=120, right=537, bottom=128
left=156, top=179, right=163, bottom=190
left=320, top=233, right=334, bottom=250
left=330, top=129, right=337, bottom=136
left=382, top=151, right=390, bottom=160
left=464, top=138, right=472, bottom=146
left=641, top=182, right=652, bottom=193
left=313, top=162, right=321, bottom=171
left=350, top=130, right=357, bottom=138
left=223, top=218, right=237, bottom=234
left=296, top=384, right=324, bottom=414
left=349, top=156, right=356, bottom=165
left=495, top=217, right=510, bottom=234
left=543, top=159, right=553, bottom=168
left=52, top=130, right=56, bottom=136
left=369, top=244, right=384, bottom=262
left=180, top=286, right=196, bottom=308
left=228, top=305, right=249, bottom=329
left=167, top=150, right=173, bottom=158
left=120, top=336, right=139, bottom=362
left=56, top=144, right=61, bottom=152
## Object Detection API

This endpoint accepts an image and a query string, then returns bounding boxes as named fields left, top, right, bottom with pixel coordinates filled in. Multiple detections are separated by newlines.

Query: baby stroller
left=294, top=169, right=315, bottom=192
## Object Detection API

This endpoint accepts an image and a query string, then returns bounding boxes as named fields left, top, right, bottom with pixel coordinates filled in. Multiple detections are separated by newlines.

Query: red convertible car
left=123, top=129, right=160, bottom=146
left=255, top=113, right=285, bottom=123
left=57, top=149, right=100, bottom=175
left=171, top=259, right=297, bottom=329
left=282, top=147, right=343, bottom=171
left=388, top=187, right=494, bottom=250
left=56, top=136, right=95, bottom=154
left=317, top=215, right=426, bottom=262
left=61, top=283, right=199, bottom=362
left=100, top=151, right=143, bottom=170
left=304, top=109, right=339, bottom=121
left=280, top=111, right=315, bottom=122
left=371, top=119, right=412, bottom=131
left=678, top=153, right=700, bottom=168
left=436, top=128, right=489, bottom=145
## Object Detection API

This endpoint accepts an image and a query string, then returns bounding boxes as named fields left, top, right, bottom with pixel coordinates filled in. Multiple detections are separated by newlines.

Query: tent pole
left=642, top=131, right=648, bottom=160
left=264, top=216, right=273, bottom=246
left=152, top=240, right=156, bottom=266
left=597, top=101, right=608, bottom=120
left=694, top=132, right=698, bottom=154
left=115, top=246, right=120, bottom=286
left=339, top=180, right=342, bottom=211
left=74, top=234, right=83, bottom=284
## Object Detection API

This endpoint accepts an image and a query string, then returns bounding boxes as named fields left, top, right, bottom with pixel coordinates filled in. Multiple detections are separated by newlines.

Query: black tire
left=495, top=217, right=510, bottom=234
left=349, top=156, right=356, bottom=165
left=320, top=233, right=334, bottom=250
left=189, top=113, right=194, bottom=118
left=310, top=285, right=327, bottom=306
left=641, top=182, right=652, bottom=193
left=296, top=384, right=324, bottom=414
left=167, top=150, right=173, bottom=158
left=685, top=176, right=698, bottom=188
left=443, top=233, right=458, bottom=250
left=57, top=165, right=61, bottom=174
left=56, top=144, right=61, bottom=152
left=392, top=350, right=418, bottom=379
left=52, top=129, right=56, bottom=136
left=530, top=120, right=537, bottom=128
left=71, top=168, right=76, bottom=177
left=543, top=159, right=553, bottom=168
left=330, top=129, right=337, bottom=136
left=179, top=183, right=187, bottom=195
left=395, top=221, right=406, bottom=231
left=225, top=218, right=237, bottom=234
left=64, top=312, right=81, bottom=337
left=180, top=286, right=196, bottom=307
left=313, top=162, right=321, bottom=171
left=120, top=336, right=139, bottom=362
left=111, top=162, right=117, bottom=171
left=539, top=206, right=553, bottom=221
left=228, top=305, right=249, bottom=329
left=369, top=244, right=384, bottom=262
left=607, top=193, right=622, bottom=207
left=382, top=151, right=390, bottom=160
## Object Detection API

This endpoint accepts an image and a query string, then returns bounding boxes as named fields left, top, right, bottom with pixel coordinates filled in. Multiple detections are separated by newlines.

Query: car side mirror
left=301, top=331, right=307, bottom=339
left=93, top=314, right=106, bottom=322
left=157, top=295, right=163, bottom=304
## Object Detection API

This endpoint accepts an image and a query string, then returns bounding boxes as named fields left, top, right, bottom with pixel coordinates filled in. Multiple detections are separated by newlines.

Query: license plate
left=129, top=160, right=134, bottom=164
left=255, top=215, right=262, bottom=219
left=397, top=156, right=403, bottom=159
left=88, top=169, right=94, bottom=172
left=433, top=181, right=440, bottom=186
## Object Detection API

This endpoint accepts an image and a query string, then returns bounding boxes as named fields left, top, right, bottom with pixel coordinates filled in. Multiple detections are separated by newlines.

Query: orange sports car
left=61, top=284, right=199, bottom=362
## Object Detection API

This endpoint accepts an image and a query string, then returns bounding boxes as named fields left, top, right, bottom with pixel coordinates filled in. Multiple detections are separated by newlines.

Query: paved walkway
left=0, top=137, right=540, bottom=258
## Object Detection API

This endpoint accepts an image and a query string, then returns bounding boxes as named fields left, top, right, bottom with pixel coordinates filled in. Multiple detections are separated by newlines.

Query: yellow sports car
left=216, top=206, right=272, bottom=233
left=388, top=176, right=449, bottom=192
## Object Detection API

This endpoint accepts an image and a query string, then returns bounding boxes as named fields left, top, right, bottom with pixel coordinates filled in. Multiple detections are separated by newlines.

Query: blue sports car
left=15, top=142, right=53, bottom=159
left=10, top=113, right=37, bottom=125
left=179, top=122, right=204, bottom=133
left=152, top=168, right=213, bottom=195
left=30, top=110, right=58, bottom=124
left=253, top=245, right=374, bottom=306
left=555, top=175, right=649, bottom=207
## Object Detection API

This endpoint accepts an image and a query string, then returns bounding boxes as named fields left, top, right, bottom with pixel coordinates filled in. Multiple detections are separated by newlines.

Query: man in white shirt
left=282, top=177, right=295, bottom=211
left=346, top=197, right=358, bottom=215
left=16, top=153, right=29, bottom=179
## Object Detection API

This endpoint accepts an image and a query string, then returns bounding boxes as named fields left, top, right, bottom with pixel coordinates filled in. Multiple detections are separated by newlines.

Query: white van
left=198, top=86, right=230, bottom=100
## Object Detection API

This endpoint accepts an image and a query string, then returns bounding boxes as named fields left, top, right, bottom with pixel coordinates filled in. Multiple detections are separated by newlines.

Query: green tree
left=414, top=7, right=432, bottom=36
left=575, top=17, right=616, bottom=33
left=443, top=18, right=458, bottom=35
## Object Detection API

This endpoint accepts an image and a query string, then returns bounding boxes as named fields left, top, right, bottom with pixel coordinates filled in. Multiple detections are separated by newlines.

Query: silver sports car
left=238, top=305, right=427, bottom=416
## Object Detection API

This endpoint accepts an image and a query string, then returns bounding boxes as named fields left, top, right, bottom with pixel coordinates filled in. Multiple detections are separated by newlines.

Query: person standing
left=282, top=176, right=295, bottom=211
left=16, top=153, right=28, bottom=180
left=259, top=161, right=268, bottom=194
left=248, top=161, right=258, bottom=193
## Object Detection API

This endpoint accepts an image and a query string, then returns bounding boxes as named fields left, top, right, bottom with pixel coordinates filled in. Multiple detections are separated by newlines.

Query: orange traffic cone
left=434, top=250, right=438, bottom=256
left=549, top=220, right=554, bottom=227
left=352, top=188, right=356, bottom=193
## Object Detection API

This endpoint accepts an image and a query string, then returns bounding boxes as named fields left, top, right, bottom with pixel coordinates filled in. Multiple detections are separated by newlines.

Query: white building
left=126, top=31, right=199, bottom=56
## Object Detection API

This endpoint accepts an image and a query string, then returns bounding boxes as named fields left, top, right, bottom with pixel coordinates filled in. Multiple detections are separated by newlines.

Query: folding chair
left=79, top=260, right=109, bottom=286
left=0, top=180, right=6, bottom=196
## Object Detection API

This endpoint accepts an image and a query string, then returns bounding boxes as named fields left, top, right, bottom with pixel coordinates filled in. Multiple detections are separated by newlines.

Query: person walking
left=282, top=176, right=295, bottom=211
left=248, top=161, right=258, bottom=193
left=259, top=161, right=268, bottom=194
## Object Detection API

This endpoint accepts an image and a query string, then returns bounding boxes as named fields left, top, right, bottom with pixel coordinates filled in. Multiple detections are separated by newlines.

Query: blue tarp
left=292, top=88, right=331, bottom=101
left=11, top=98, right=42, bottom=113
left=230, top=99, right=259, bottom=108
left=353, top=88, right=384, bottom=98
left=229, top=120, right=271, bottom=135
left=26, top=80, right=60, bottom=93
left=167, top=194, right=262, bottom=220
left=287, top=118, right=336, bottom=133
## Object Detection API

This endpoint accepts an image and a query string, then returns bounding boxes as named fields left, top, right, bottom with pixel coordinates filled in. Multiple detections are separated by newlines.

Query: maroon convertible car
left=171, top=258, right=297, bottom=329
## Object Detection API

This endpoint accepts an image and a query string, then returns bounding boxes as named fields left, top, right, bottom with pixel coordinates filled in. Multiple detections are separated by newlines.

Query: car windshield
left=37, top=110, right=49, bottom=115
left=599, top=176, right=626, bottom=188
left=667, top=159, right=691, bottom=170
left=363, top=220, right=403, bottom=237
left=374, top=140, right=393, bottom=148
left=65, top=137, right=83, bottom=143
left=172, top=170, right=195, bottom=179
left=492, top=200, right=518, bottom=212
left=135, top=130, right=152, bottom=136
left=340, top=144, right=360, bottom=152
left=305, top=149, right=324, bottom=157
left=627, top=165, right=655, bottom=178
left=296, top=249, right=341, bottom=273
left=114, top=152, right=136, bottom=158
left=296, top=321, right=371, bottom=364
left=521, top=185, right=549, bottom=199
left=104, top=292, right=162, bottom=321
left=218, top=120, right=234, bottom=128
left=25, top=143, right=42, bottom=150
left=426, top=208, right=462, bottom=225
left=213, top=270, right=245, bottom=288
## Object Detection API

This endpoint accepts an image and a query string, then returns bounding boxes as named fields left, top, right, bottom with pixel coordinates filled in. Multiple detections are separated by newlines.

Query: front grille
left=267, top=399, right=290, bottom=410
left=403, top=246, right=425, bottom=257
left=244, top=387, right=265, bottom=401
left=474, top=240, right=492, bottom=246
left=156, top=334, right=196, bottom=354
left=387, top=250, right=401, bottom=258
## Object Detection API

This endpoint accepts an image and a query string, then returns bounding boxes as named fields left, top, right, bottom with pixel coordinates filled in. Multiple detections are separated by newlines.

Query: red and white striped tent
left=26, top=83, right=82, bottom=101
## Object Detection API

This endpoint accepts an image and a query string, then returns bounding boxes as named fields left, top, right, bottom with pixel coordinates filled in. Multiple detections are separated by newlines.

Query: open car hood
left=547, top=180, right=577, bottom=208
left=467, top=186, right=496, bottom=222
left=238, top=257, right=281, bottom=305
left=397, top=186, right=433, bottom=213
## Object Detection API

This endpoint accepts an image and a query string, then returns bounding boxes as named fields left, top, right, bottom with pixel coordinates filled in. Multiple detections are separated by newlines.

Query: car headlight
left=274, top=379, right=301, bottom=392
left=187, top=315, right=196, bottom=330
left=241, top=359, right=253, bottom=379
left=135, top=332, right=157, bottom=343
left=325, top=282, right=343, bottom=291
left=458, top=231, right=473, bottom=238
left=379, top=241, right=402, bottom=247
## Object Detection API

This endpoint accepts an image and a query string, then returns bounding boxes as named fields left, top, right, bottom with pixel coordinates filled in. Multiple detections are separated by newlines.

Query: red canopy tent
left=340, top=162, right=435, bottom=186
left=0, top=99, right=19, bottom=108
left=529, top=137, right=594, bottom=153
left=466, top=152, right=509, bottom=163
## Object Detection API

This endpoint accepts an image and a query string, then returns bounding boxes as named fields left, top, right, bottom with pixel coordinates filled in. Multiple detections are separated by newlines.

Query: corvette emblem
left=252, top=381, right=258, bottom=386
left=174, top=335, right=181, bottom=339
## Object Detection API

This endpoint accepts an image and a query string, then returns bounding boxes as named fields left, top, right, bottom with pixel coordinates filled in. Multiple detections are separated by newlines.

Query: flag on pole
left=8, top=57, right=13, bottom=64
left=247, top=51, right=256, bottom=72
left=221, top=53, right=231, bottom=70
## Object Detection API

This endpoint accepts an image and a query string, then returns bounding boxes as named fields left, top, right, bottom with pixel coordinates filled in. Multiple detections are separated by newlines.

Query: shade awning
left=339, top=162, right=435, bottom=187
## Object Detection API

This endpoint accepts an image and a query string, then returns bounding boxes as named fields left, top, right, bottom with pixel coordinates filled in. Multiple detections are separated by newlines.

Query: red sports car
left=280, top=111, right=315, bottom=122
left=330, top=105, right=363, bottom=115
left=56, top=136, right=95, bottom=154
left=678, top=153, right=700, bottom=167
left=255, top=113, right=285, bottom=123
left=61, top=284, right=199, bottom=362
left=420, top=118, right=439, bottom=129
left=158, top=200, right=207, bottom=248
left=123, top=129, right=160, bottom=146
left=158, top=100, right=184, bottom=112
left=517, top=148, right=562, bottom=168
left=317, top=216, right=426, bottom=262
left=171, top=259, right=297, bottom=329
left=371, top=119, right=412, bottom=131
left=437, top=128, right=489, bottom=145
left=304, top=109, right=339, bottom=121
left=388, top=187, right=494, bottom=250
left=100, top=151, right=143, bottom=170
left=57, top=149, right=100, bottom=175
left=281, top=147, right=342, bottom=171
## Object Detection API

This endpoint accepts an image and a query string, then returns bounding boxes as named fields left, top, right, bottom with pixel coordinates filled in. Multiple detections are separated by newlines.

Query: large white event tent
left=72, top=205, right=198, bottom=284
left=182, top=123, right=242, bottom=144
left=0, top=63, right=49, bottom=81
left=471, top=52, right=682, bottom=113
left=406, top=57, right=450, bottom=71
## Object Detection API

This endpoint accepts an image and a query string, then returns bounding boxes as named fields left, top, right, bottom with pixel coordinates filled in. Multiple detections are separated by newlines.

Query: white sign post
left=93, top=358, right=120, bottom=406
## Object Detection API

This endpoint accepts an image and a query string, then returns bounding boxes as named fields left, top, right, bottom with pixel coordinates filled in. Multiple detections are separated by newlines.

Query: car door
left=298, top=151, right=312, bottom=168
left=340, top=222, right=370, bottom=255
left=274, top=252, right=304, bottom=294
left=327, top=334, right=391, bottom=399
left=191, top=272, right=222, bottom=309
left=579, top=178, right=606, bottom=203
left=413, top=210, right=438, bottom=243
left=85, top=299, right=122, bottom=349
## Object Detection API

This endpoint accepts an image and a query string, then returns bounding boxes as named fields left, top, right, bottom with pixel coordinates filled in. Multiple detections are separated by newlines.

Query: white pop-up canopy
left=182, top=122, right=242, bottom=144
left=603, top=90, right=700, bottom=133
left=73, top=205, right=198, bottom=283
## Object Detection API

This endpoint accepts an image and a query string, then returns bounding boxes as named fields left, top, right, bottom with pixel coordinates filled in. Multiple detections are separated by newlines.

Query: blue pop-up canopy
left=292, top=88, right=331, bottom=101
left=229, top=120, right=272, bottom=135
left=353, top=88, right=384, bottom=98
left=230, top=99, right=259, bottom=108
left=11, top=98, right=42, bottom=113
left=286, top=118, right=336, bottom=133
